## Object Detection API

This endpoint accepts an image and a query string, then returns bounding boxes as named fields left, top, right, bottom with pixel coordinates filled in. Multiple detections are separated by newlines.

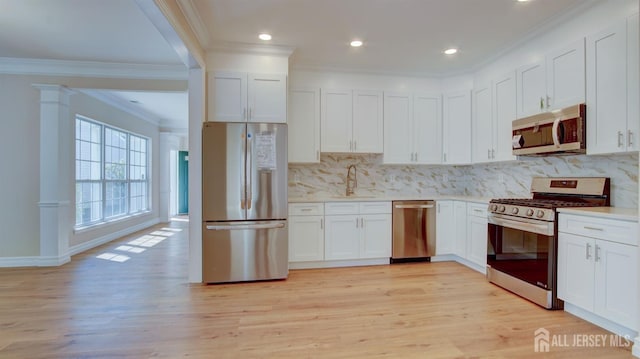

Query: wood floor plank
left=0, top=220, right=634, bottom=358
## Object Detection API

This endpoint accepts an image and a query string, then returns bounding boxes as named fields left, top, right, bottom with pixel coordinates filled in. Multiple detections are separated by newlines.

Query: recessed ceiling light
left=444, top=48, right=458, bottom=55
left=350, top=40, right=363, bottom=47
left=259, top=33, right=272, bottom=41
left=517, top=0, right=530, bottom=2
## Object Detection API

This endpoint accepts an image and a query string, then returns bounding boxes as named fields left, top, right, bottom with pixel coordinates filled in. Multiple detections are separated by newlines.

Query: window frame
left=75, top=115, right=151, bottom=229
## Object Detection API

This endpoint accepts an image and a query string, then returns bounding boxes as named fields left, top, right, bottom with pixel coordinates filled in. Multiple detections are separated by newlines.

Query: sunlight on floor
left=171, top=216, right=189, bottom=222
left=95, top=225, right=179, bottom=263
left=96, top=253, right=130, bottom=262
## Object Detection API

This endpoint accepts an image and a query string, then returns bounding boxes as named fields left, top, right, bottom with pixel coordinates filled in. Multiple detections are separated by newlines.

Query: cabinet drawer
left=359, top=202, right=391, bottom=214
left=558, top=214, right=638, bottom=246
left=289, top=203, right=324, bottom=216
left=325, top=202, right=360, bottom=215
left=468, top=203, right=488, bottom=218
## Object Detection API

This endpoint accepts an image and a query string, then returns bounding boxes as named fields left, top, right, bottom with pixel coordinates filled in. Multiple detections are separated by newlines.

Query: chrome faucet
left=346, top=164, right=357, bottom=196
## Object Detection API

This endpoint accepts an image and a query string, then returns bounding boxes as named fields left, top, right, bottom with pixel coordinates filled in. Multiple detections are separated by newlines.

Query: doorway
left=178, top=150, right=189, bottom=214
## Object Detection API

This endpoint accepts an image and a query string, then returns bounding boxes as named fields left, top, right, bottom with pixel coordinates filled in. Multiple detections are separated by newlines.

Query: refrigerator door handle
left=246, top=131, right=253, bottom=210
left=206, top=222, right=286, bottom=231
left=240, top=128, right=247, bottom=210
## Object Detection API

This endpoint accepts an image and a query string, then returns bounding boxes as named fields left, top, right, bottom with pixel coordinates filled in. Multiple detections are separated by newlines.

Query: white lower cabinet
left=435, top=201, right=468, bottom=256
left=324, top=202, right=391, bottom=261
left=288, top=203, right=324, bottom=262
left=558, top=213, right=638, bottom=331
left=467, top=204, right=488, bottom=270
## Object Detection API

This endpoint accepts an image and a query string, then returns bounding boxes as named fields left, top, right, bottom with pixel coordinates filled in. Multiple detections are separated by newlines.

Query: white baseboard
left=69, top=217, right=160, bottom=256
left=0, top=218, right=159, bottom=267
left=0, top=254, right=70, bottom=267
left=289, top=258, right=389, bottom=270
left=564, top=302, right=637, bottom=339
left=633, top=336, right=640, bottom=358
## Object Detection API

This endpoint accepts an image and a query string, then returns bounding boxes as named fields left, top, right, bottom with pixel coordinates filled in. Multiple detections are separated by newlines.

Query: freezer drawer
left=202, top=220, right=288, bottom=283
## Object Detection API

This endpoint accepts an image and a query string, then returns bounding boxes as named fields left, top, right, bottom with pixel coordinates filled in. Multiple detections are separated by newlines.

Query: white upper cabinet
left=413, top=93, right=442, bottom=164
left=545, top=39, right=586, bottom=110
left=516, top=40, right=585, bottom=118
left=353, top=90, right=384, bottom=153
left=586, top=14, right=639, bottom=155
left=321, top=89, right=383, bottom=153
left=383, top=92, right=441, bottom=164
left=209, top=71, right=287, bottom=123
left=443, top=90, right=472, bottom=164
left=492, top=71, right=517, bottom=162
left=383, top=92, right=413, bottom=163
left=288, top=88, right=320, bottom=163
left=472, top=84, right=493, bottom=163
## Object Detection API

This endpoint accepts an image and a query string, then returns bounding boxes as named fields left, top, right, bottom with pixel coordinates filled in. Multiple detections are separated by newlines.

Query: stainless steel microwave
left=512, top=104, right=586, bottom=156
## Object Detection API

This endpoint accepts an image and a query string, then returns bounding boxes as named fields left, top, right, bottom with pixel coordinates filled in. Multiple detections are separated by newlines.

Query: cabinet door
left=360, top=214, right=392, bottom=259
left=586, top=22, right=627, bottom=154
left=324, top=215, right=359, bottom=260
left=453, top=201, right=468, bottom=258
left=353, top=90, right=383, bottom=153
left=516, top=61, right=546, bottom=118
left=321, top=89, right=353, bottom=153
left=492, top=71, right=517, bottom=162
left=594, top=239, right=638, bottom=330
left=557, top=233, right=595, bottom=311
left=546, top=39, right=585, bottom=110
left=248, top=73, right=287, bottom=123
left=289, top=215, right=324, bottom=262
left=413, top=93, right=442, bottom=164
left=627, top=13, right=639, bottom=152
left=472, top=84, right=493, bottom=163
left=288, top=88, right=320, bottom=163
left=442, top=90, right=472, bottom=164
left=383, top=92, right=413, bottom=164
left=435, top=201, right=454, bottom=255
left=209, top=71, right=247, bottom=122
left=467, top=215, right=488, bottom=269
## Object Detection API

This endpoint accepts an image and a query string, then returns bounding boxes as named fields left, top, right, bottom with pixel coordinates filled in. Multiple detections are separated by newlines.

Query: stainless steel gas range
left=487, top=177, right=610, bottom=309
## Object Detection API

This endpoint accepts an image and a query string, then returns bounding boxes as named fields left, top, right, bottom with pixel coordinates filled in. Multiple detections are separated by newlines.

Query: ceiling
left=185, top=0, right=592, bottom=76
left=0, top=0, right=596, bottom=130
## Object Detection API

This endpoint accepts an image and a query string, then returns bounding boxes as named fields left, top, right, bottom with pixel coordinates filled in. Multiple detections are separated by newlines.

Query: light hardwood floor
left=0, top=219, right=634, bottom=358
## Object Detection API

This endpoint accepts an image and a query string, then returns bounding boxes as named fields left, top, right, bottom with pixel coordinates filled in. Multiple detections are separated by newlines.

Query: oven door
left=487, top=213, right=555, bottom=289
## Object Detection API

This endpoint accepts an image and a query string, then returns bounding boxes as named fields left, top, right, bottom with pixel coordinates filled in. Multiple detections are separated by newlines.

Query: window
left=75, top=116, right=150, bottom=227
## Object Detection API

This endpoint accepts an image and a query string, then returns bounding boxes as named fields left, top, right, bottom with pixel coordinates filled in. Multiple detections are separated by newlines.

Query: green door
left=178, top=151, right=189, bottom=214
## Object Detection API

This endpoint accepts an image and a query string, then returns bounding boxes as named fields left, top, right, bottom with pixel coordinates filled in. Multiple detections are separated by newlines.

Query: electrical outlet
left=498, top=173, right=505, bottom=183
left=294, top=174, right=300, bottom=183
left=442, top=174, right=449, bottom=183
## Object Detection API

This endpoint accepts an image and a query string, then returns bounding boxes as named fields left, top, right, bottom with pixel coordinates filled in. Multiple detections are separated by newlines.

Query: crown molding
left=176, top=0, right=210, bottom=49
left=78, top=89, right=162, bottom=127
left=209, top=41, right=295, bottom=57
left=0, top=57, right=188, bottom=80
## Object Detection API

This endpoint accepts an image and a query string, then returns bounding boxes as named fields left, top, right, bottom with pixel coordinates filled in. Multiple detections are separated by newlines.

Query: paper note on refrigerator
left=255, top=133, right=277, bottom=170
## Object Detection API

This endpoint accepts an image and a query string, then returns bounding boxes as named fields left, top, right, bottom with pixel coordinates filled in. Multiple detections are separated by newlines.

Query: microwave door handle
left=551, top=118, right=561, bottom=148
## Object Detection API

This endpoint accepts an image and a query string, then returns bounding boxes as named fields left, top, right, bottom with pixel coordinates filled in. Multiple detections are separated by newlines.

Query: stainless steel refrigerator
left=202, top=121, right=288, bottom=283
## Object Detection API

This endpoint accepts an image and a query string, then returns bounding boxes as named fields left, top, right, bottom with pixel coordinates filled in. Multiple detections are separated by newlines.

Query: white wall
left=0, top=73, right=165, bottom=259
left=290, top=69, right=441, bottom=93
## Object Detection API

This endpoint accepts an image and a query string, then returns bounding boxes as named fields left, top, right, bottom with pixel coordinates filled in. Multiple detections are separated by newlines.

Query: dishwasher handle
left=394, top=204, right=434, bottom=209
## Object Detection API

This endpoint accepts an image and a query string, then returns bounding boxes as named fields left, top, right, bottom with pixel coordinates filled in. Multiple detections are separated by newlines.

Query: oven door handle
left=488, top=214, right=554, bottom=236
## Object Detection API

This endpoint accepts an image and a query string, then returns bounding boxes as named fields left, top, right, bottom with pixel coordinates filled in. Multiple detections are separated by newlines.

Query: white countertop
left=288, top=195, right=492, bottom=204
left=557, top=207, right=639, bottom=222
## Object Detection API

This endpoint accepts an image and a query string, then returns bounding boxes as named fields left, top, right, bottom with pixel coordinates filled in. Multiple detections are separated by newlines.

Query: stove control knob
left=526, top=209, right=534, bottom=217
left=536, top=210, right=545, bottom=218
left=498, top=205, right=506, bottom=213
left=490, top=204, right=498, bottom=211
left=511, top=207, right=519, bottom=214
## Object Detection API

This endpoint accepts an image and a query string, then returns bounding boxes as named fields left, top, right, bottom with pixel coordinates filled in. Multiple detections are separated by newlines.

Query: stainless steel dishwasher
left=391, top=200, right=436, bottom=262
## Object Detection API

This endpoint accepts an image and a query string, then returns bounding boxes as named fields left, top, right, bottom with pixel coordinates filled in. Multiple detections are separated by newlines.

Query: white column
left=159, top=132, right=179, bottom=223
left=188, top=68, right=204, bottom=283
left=34, top=84, right=74, bottom=266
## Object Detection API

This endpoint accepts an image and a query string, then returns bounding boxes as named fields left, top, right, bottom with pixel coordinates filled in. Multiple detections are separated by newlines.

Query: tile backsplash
left=289, top=153, right=639, bottom=208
